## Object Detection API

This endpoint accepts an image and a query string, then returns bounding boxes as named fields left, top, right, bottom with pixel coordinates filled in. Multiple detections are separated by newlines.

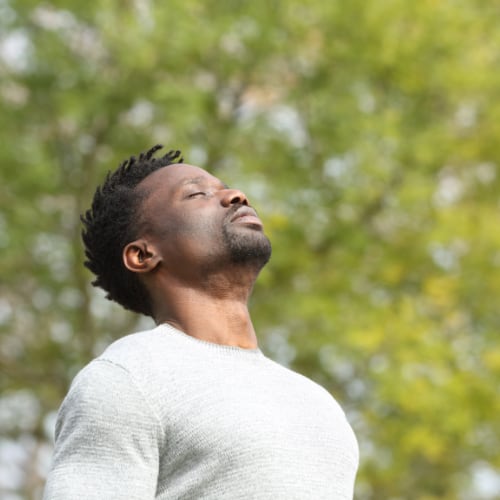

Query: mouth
left=229, top=206, right=263, bottom=228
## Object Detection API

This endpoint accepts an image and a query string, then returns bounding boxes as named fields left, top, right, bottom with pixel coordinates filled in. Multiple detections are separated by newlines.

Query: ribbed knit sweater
left=44, top=324, right=358, bottom=499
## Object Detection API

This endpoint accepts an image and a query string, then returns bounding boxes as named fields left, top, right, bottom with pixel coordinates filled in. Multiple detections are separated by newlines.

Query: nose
left=220, top=188, right=249, bottom=207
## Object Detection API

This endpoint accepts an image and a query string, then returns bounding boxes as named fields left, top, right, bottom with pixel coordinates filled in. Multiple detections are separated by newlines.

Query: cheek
left=181, top=213, right=219, bottom=237
left=167, top=213, right=223, bottom=250
left=170, top=218, right=226, bottom=264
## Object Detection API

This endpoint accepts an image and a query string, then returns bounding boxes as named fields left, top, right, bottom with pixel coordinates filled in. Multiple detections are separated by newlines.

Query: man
left=44, top=145, right=359, bottom=499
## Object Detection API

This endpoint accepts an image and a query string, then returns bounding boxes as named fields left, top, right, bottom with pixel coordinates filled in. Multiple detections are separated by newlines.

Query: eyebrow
left=179, top=176, right=229, bottom=189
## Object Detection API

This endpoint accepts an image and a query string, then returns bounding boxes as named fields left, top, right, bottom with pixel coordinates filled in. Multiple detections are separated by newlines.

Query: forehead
left=139, top=163, right=223, bottom=194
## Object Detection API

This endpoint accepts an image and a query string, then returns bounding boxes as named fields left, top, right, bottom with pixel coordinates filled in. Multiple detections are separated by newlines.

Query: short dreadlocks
left=81, top=145, right=183, bottom=317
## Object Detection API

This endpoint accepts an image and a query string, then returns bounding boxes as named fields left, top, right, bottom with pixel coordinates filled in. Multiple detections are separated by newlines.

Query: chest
left=155, top=359, right=358, bottom=476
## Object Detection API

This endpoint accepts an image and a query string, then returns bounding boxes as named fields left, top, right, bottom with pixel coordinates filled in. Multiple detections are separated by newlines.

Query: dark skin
left=122, top=164, right=271, bottom=349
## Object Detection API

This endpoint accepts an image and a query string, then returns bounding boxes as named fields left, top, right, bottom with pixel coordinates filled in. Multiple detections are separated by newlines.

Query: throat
left=154, top=290, right=258, bottom=349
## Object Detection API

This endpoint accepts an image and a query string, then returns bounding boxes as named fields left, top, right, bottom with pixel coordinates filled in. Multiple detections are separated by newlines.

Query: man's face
left=136, top=164, right=271, bottom=278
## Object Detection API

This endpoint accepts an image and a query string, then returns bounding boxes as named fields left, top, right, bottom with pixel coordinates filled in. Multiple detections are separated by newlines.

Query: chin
left=224, top=227, right=272, bottom=268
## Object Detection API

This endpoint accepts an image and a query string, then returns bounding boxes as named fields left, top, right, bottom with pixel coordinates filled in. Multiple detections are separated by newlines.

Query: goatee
left=222, top=224, right=272, bottom=269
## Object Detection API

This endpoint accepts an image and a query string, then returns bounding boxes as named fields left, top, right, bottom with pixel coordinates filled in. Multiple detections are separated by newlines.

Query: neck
left=151, top=273, right=259, bottom=349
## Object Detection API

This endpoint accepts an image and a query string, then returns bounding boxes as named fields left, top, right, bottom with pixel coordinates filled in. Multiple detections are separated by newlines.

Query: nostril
left=231, top=196, right=248, bottom=206
left=228, top=190, right=248, bottom=206
left=221, top=189, right=249, bottom=207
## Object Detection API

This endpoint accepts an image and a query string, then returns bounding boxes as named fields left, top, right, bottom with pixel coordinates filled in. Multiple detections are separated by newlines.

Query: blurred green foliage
left=1, top=0, right=500, bottom=498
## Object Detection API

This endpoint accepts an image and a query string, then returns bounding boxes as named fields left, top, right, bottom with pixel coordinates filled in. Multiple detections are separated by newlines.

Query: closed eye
left=187, top=192, right=206, bottom=198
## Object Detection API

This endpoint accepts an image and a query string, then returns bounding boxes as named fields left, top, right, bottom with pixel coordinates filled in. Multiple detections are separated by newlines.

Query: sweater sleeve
left=43, top=359, right=163, bottom=500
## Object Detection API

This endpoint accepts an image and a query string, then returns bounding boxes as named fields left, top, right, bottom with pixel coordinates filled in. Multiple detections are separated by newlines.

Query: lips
left=230, top=207, right=263, bottom=228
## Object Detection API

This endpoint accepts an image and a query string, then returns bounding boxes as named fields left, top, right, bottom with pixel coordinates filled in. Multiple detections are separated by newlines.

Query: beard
left=222, top=221, right=272, bottom=270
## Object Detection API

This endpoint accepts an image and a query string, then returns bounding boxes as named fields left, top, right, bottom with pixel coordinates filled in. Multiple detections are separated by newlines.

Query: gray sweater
left=44, top=324, right=358, bottom=499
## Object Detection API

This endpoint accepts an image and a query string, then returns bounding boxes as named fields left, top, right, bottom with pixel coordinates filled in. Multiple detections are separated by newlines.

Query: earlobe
left=123, top=240, right=161, bottom=273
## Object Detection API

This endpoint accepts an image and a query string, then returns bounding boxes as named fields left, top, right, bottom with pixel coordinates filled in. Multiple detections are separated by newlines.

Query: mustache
left=224, top=203, right=251, bottom=223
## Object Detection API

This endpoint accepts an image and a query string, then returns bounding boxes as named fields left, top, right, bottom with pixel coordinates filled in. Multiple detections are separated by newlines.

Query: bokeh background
left=1, top=0, right=500, bottom=498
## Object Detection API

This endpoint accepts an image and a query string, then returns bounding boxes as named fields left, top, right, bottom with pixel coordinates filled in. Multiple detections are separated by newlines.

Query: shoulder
left=54, top=357, right=164, bottom=444
left=63, top=324, right=189, bottom=413
left=98, top=325, right=161, bottom=363
left=90, top=324, right=183, bottom=375
left=58, top=326, right=166, bottom=417
left=61, top=357, right=144, bottom=418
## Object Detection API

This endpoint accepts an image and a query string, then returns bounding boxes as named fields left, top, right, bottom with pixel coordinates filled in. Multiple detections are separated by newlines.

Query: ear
left=122, top=239, right=162, bottom=273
